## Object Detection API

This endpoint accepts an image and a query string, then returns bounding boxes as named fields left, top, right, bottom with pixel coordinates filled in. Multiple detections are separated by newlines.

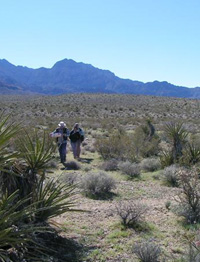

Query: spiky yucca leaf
left=164, top=122, right=188, bottom=143
left=33, top=175, right=81, bottom=222
left=164, top=122, right=188, bottom=162
left=0, top=115, right=20, bottom=169
left=183, top=143, right=200, bottom=165
left=17, top=130, right=56, bottom=173
left=0, top=190, right=47, bottom=249
left=0, top=190, right=63, bottom=262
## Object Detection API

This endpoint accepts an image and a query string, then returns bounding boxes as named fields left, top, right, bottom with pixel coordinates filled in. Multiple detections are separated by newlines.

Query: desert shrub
left=100, top=159, right=118, bottom=171
left=80, top=172, right=116, bottom=197
left=61, top=172, right=79, bottom=185
left=118, top=161, right=141, bottom=179
left=84, top=145, right=96, bottom=153
left=95, top=130, right=128, bottom=160
left=129, top=120, right=160, bottom=160
left=163, top=165, right=180, bottom=187
left=116, top=200, right=148, bottom=227
left=141, top=158, right=161, bottom=172
left=133, top=239, right=162, bottom=262
left=175, top=168, right=200, bottom=224
left=64, top=160, right=81, bottom=170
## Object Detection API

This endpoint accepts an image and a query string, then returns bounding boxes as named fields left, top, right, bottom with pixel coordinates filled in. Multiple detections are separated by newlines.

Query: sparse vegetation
left=1, top=93, right=200, bottom=261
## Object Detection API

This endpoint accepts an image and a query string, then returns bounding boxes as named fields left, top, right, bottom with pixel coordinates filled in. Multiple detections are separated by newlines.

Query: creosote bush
left=80, top=171, right=116, bottom=197
left=163, top=164, right=180, bottom=187
left=133, top=239, right=162, bottom=262
left=118, top=161, right=141, bottom=179
left=116, top=200, right=148, bottom=227
left=141, top=158, right=161, bottom=172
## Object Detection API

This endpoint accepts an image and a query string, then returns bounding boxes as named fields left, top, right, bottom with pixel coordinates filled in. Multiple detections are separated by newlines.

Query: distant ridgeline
left=0, top=58, right=200, bottom=98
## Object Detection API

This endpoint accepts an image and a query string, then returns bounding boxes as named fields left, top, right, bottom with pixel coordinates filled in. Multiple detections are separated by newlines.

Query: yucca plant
left=0, top=114, right=20, bottom=170
left=160, top=150, right=174, bottom=168
left=7, top=130, right=57, bottom=199
left=164, top=122, right=188, bottom=163
left=183, top=142, right=200, bottom=166
left=0, top=190, right=49, bottom=262
left=33, top=174, right=80, bottom=222
left=17, top=129, right=56, bottom=174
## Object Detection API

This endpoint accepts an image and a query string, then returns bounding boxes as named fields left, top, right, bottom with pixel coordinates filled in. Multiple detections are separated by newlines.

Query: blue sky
left=0, top=0, right=200, bottom=87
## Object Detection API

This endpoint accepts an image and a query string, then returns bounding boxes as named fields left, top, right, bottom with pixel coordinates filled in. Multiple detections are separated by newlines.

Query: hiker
left=50, top=121, right=70, bottom=163
left=69, top=123, right=84, bottom=160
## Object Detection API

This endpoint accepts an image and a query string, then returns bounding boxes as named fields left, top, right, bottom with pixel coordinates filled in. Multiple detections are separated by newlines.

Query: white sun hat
left=58, top=121, right=66, bottom=127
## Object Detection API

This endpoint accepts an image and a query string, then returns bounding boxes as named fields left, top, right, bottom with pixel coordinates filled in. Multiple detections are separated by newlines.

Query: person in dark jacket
left=69, top=123, right=84, bottom=160
left=50, top=121, right=70, bottom=163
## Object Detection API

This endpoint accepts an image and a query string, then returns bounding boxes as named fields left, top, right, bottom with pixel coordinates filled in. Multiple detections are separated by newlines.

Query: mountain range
left=0, top=58, right=200, bottom=98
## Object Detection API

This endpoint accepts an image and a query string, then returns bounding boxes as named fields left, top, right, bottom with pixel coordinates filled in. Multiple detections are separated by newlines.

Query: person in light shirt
left=50, top=121, right=70, bottom=164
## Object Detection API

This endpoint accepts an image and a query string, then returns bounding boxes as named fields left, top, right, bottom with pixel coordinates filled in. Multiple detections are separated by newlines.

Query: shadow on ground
left=35, top=230, right=94, bottom=262
left=78, top=157, right=94, bottom=164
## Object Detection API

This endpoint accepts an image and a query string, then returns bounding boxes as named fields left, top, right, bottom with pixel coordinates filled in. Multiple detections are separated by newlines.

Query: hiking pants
left=58, top=143, right=67, bottom=163
left=71, top=140, right=81, bottom=159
